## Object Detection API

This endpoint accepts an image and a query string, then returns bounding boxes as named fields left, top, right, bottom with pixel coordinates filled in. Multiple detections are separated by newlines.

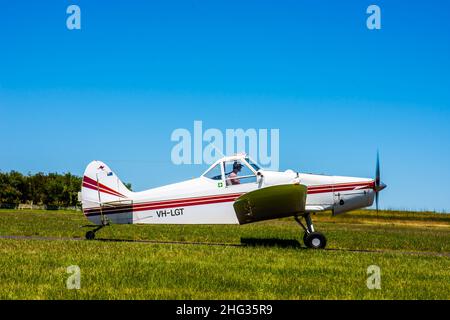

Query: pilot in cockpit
left=227, top=161, right=243, bottom=185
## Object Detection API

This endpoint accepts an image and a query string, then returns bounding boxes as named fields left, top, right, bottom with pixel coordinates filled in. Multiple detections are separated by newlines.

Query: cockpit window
left=245, top=157, right=260, bottom=171
left=224, top=160, right=256, bottom=186
left=203, top=163, right=223, bottom=181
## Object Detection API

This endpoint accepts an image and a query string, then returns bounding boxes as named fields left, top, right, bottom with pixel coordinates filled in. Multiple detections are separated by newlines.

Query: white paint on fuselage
left=82, top=156, right=376, bottom=226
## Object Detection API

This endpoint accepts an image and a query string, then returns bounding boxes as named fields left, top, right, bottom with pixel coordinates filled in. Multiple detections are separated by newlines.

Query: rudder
left=81, top=161, right=133, bottom=225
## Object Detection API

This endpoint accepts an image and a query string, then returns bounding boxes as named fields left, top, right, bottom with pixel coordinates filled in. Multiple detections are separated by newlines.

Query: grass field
left=0, top=209, right=449, bottom=299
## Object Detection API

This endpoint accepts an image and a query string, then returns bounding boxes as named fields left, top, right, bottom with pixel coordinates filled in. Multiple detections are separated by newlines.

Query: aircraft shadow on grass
left=92, top=237, right=302, bottom=249
left=240, top=237, right=302, bottom=249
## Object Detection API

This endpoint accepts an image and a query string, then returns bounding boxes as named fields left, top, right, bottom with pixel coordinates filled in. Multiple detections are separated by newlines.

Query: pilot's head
left=233, top=161, right=243, bottom=173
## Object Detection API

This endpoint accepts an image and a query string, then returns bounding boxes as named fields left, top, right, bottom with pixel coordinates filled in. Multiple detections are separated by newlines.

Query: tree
left=0, top=171, right=24, bottom=204
left=0, top=170, right=82, bottom=208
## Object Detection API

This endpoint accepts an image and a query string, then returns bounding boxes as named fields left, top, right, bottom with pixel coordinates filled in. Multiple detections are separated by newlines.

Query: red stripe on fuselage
left=307, top=181, right=374, bottom=193
left=84, top=193, right=241, bottom=214
left=307, top=186, right=372, bottom=194
left=84, top=193, right=242, bottom=216
left=132, top=193, right=243, bottom=209
left=307, top=181, right=374, bottom=190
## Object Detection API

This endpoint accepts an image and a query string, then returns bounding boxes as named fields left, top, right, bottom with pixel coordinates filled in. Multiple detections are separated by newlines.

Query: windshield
left=245, top=157, right=260, bottom=171
left=203, top=163, right=223, bottom=180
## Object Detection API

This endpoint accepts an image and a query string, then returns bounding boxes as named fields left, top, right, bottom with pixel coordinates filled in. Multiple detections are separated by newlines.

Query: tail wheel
left=85, top=230, right=96, bottom=240
left=304, top=232, right=327, bottom=249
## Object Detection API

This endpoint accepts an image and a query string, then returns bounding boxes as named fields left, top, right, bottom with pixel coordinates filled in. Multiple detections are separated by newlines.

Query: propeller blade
left=376, top=151, right=380, bottom=188
left=376, top=190, right=379, bottom=215
left=375, top=151, right=380, bottom=216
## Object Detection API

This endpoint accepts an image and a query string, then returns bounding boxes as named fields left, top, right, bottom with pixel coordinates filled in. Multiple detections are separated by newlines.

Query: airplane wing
left=233, top=184, right=307, bottom=224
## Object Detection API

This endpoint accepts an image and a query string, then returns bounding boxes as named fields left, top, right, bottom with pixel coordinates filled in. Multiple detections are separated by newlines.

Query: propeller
left=374, top=151, right=387, bottom=214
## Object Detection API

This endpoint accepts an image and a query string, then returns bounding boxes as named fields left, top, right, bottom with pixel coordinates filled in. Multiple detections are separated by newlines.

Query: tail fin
left=81, top=161, right=133, bottom=224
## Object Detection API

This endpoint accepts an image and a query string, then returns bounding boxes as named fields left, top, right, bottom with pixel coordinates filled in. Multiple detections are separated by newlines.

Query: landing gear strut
left=83, top=208, right=110, bottom=240
left=295, top=213, right=327, bottom=249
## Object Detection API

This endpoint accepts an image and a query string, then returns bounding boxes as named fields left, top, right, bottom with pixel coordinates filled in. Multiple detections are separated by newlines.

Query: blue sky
left=1, top=1, right=449, bottom=211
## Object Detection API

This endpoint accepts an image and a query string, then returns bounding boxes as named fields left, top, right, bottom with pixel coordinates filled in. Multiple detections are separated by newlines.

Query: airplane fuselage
left=82, top=165, right=375, bottom=226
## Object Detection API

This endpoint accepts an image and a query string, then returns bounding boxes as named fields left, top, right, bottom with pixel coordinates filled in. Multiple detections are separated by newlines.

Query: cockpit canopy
left=202, top=154, right=261, bottom=186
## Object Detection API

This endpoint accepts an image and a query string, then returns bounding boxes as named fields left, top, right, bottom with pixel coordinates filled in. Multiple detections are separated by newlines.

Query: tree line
left=0, top=171, right=82, bottom=207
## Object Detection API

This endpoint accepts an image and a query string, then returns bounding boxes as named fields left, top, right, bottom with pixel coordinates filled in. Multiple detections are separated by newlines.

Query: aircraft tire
left=304, top=232, right=327, bottom=249
left=303, top=232, right=308, bottom=244
left=85, top=230, right=96, bottom=240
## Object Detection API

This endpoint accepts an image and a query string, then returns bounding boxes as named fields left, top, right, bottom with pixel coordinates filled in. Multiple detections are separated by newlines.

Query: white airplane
left=81, top=153, right=386, bottom=249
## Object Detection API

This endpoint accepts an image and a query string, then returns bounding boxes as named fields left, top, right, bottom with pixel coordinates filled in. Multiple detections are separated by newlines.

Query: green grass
left=0, top=209, right=449, bottom=299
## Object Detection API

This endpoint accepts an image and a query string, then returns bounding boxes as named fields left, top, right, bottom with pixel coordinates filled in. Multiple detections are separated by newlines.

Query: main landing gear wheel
left=304, top=232, right=327, bottom=249
left=295, top=214, right=327, bottom=249
left=85, top=230, right=96, bottom=240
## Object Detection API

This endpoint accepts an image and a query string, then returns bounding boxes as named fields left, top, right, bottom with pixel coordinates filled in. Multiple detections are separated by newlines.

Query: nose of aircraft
left=375, top=181, right=387, bottom=192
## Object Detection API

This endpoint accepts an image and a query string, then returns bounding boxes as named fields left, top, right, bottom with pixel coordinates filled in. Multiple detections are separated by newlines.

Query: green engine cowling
left=233, top=184, right=307, bottom=225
